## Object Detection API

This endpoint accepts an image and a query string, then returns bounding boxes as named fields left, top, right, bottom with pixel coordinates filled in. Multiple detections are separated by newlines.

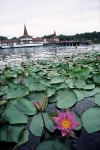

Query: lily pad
left=14, top=130, right=29, bottom=149
left=82, top=106, right=100, bottom=133
left=30, top=112, right=54, bottom=137
left=35, top=137, right=72, bottom=150
left=14, top=98, right=37, bottom=115
left=93, top=73, right=100, bottom=83
left=56, top=89, right=77, bottom=109
left=0, top=124, right=24, bottom=143
left=50, top=76, right=64, bottom=84
left=70, top=111, right=82, bottom=130
left=93, top=93, right=100, bottom=106
left=6, top=86, right=29, bottom=99
left=74, top=89, right=84, bottom=101
left=3, top=100, right=27, bottom=124
left=46, top=87, right=56, bottom=97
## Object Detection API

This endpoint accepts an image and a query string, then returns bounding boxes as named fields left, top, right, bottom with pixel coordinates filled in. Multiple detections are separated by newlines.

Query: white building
left=0, top=25, right=59, bottom=49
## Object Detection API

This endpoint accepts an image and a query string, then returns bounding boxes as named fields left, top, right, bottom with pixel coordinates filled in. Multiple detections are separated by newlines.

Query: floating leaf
left=75, top=67, right=90, bottom=80
left=24, top=76, right=36, bottom=86
left=35, top=137, right=72, bottom=150
left=68, top=67, right=90, bottom=80
left=70, top=111, right=82, bottom=130
left=65, top=78, right=75, bottom=88
left=83, top=87, right=100, bottom=97
left=94, top=93, right=100, bottom=106
left=6, top=86, right=29, bottom=99
left=32, top=66, right=41, bottom=72
left=14, top=130, right=29, bottom=149
left=82, top=106, right=100, bottom=133
left=5, top=72, right=17, bottom=79
left=30, top=113, right=54, bottom=137
left=0, top=124, right=24, bottom=143
left=39, top=78, right=51, bottom=86
left=93, top=73, right=100, bottom=83
left=50, top=76, right=64, bottom=84
left=26, top=92, right=45, bottom=103
left=14, top=98, right=37, bottom=115
left=45, top=87, right=56, bottom=97
left=4, top=100, right=27, bottom=124
left=55, top=82, right=68, bottom=90
left=56, top=89, right=77, bottom=109
left=27, top=82, right=46, bottom=92
left=74, top=89, right=84, bottom=101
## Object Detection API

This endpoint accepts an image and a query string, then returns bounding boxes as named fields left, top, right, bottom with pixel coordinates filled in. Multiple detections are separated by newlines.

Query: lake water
left=0, top=44, right=100, bottom=69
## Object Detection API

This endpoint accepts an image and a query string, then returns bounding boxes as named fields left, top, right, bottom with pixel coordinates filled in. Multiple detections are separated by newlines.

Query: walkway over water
left=44, top=40, right=92, bottom=46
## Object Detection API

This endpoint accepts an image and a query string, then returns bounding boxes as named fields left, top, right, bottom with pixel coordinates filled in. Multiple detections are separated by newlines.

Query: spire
left=53, top=30, right=56, bottom=38
left=23, top=24, right=28, bottom=35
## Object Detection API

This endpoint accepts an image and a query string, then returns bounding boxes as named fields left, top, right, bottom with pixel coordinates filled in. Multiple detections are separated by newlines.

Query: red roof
left=24, top=24, right=28, bottom=35
left=19, top=24, right=32, bottom=38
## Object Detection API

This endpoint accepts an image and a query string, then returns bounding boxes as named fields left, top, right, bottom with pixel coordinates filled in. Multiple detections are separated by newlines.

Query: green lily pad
left=50, top=76, right=64, bottom=84
left=93, top=93, right=100, bottom=106
left=93, top=73, right=100, bottom=83
left=14, top=98, right=37, bottom=115
left=70, top=111, right=82, bottom=130
left=30, top=113, right=54, bottom=137
left=74, top=79, right=95, bottom=89
left=82, top=106, right=100, bottom=133
left=27, top=82, right=46, bottom=92
left=26, top=92, right=45, bottom=103
left=45, top=87, right=56, bottom=97
left=56, top=89, right=77, bottom=109
left=32, top=66, right=41, bottom=72
left=65, top=78, right=75, bottom=88
left=83, top=87, right=100, bottom=97
left=6, top=86, right=29, bottom=99
left=14, top=130, right=29, bottom=149
left=24, top=76, right=36, bottom=86
left=55, top=82, right=68, bottom=90
left=74, top=89, right=84, bottom=101
left=40, top=78, right=51, bottom=86
left=4, top=100, right=27, bottom=124
left=68, top=67, right=90, bottom=80
left=35, top=137, right=72, bottom=150
left=5, top=72, right=17, bottom=79
left=0, top=124, right=24, bottom=143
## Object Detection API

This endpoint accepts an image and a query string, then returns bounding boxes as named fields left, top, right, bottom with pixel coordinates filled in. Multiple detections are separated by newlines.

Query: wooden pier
left=44, top=40, right=92, bottom=46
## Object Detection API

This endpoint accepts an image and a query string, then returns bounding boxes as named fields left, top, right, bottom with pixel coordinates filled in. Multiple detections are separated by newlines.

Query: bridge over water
left=44, top=40, right=92, bottom=46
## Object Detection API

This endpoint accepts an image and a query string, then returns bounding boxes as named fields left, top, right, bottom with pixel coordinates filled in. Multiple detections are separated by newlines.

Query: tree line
left=0, top=31, right=100, bottom=44
left=43, top=31, right=100, bottom=44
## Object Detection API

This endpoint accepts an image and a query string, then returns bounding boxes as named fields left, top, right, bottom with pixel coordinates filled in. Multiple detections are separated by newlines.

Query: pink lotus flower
left=52, top=109, right=80, bottom=137
left=33, top=100, right=42, bottom=111
left=98, top=56, right=100, bottom=60
left=22, top=69, right=25, bottom=74
left=18, top=78, right=24, bottom=83
left=66, top=61, right=69, bottom=65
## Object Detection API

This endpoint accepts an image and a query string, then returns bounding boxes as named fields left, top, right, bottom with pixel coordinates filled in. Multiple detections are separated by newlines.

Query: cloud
left=0, top=0, right=99, bottom=38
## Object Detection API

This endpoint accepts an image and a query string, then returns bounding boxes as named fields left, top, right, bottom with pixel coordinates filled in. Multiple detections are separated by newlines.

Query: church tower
left=23, top=24, right=28, bottom=36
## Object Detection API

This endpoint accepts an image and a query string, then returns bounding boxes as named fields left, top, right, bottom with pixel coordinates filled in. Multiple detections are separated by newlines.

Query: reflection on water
left=0, top=44, right=100, bottom=69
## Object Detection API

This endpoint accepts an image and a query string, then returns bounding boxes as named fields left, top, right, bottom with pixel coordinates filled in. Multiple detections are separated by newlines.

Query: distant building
left=0, top=25, right=59, bottom=49
left=45, top=30, right=59, bottom=43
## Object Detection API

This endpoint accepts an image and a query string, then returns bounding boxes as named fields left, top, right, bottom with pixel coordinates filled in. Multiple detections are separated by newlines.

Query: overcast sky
left=0, top=0, right=99, bottom=38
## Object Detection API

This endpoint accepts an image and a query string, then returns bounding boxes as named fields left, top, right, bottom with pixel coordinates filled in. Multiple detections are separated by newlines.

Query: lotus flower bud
left=66, top=61, right=69, bottom=66
left=18, top=78, right=24, bottom=83
left=33, top=100, right=42, bottom=111
left=24, top=72, right=28, bottom=77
